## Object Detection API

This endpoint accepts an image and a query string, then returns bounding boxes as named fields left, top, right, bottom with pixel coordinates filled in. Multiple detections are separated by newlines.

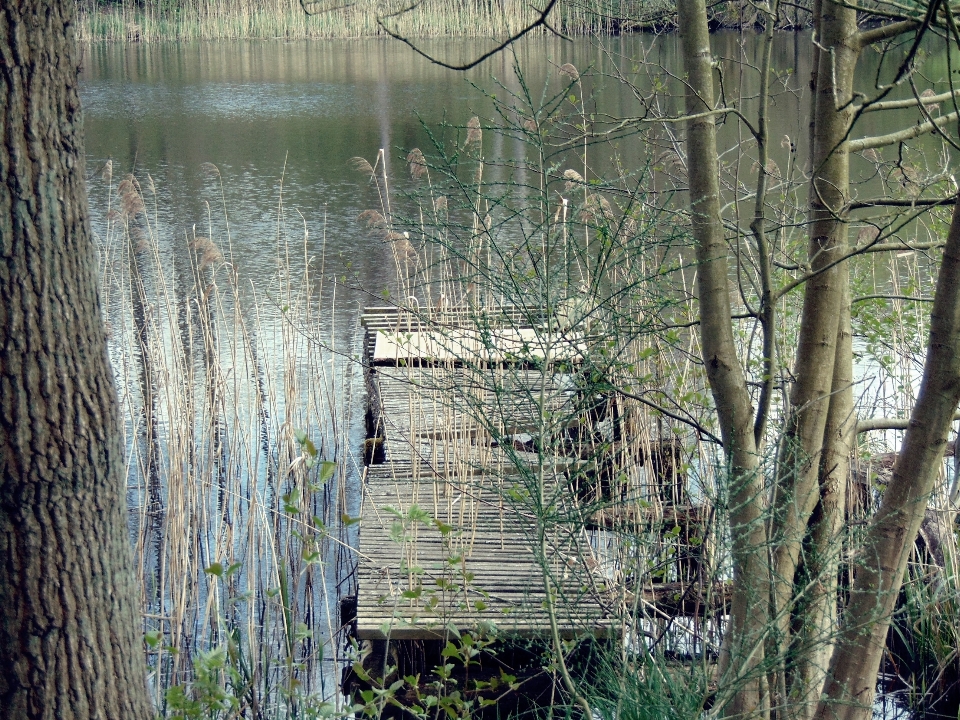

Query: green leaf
left=204, top=562, right=224, bottom=577
left=434, top=519, right=454, bottom=535
left=319, top=460, right=336, bottom=483
left=295, top=622, right=313, bottom=641
left=441, top=641, right=460, bottom=659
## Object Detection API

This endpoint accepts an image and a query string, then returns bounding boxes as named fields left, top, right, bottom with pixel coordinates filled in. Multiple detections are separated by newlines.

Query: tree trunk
left=768, top=2, right=858, bottom=712
left=788, top=280, right=854, bottom=720
left=0, top=1, right=152, bottom=718
left=816, top=196, right=960, bottom=720
left=677, top=1, right=770, bottom=715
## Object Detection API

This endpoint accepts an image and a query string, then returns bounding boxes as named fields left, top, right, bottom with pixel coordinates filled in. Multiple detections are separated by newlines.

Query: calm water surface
left=79, top=34, right=819, bottom=324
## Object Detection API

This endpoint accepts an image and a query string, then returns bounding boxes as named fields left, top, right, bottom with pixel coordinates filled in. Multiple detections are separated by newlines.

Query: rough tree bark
left=0, top=1, right=152, bottom=718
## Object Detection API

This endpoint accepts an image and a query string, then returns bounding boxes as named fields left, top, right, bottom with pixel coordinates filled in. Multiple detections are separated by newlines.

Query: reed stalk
left=94, top=166, right=357, bottom=713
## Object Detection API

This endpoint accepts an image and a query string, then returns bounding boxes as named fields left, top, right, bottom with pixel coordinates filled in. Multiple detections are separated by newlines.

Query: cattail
left=121, top=189, right=144, bottom=217
left=559, top=63, right=580, bottom=82
left=189, top=236, right=216, bottom=252
left=131, top=226, right=150, bottom=252
left=407, top=149, right=428, bottom=180
left=394, top=237, right=418, bottom=263
left=581, top=194, right=614, bottom=224
left=118, top=178, right=136, bottom=197
left=101, top=159, right=113, bottom=183
left=434, top=196, right=448, bottom=212
left=199, top=247, right=224, bottom=270
left=920, top=88, right=940, bottom=113
left=357, top=209, right=387, bottom=231
left=857, top=225, right=881, bottom=245
left=752, top=159, right=780, bottom=178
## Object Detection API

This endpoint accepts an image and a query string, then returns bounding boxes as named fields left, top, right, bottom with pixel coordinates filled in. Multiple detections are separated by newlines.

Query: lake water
left=79, top=34, right=818, bottom=319
left=77, top=33, right=952, bottom=712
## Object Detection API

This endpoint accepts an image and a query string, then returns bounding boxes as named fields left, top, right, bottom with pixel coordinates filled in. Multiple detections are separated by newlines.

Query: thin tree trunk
left=678, top=1, right=770, bottom=715
left=769, top=2, right=858, bottom=709
left=816, top=196, right=960, bottom=720
left=0, top=1, right=152, bottom=718
left=789, top=280, right=854, bottom=720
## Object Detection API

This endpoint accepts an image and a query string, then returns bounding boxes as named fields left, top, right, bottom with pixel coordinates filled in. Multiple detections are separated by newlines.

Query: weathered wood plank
left=355, top=305, right=711, bottom=640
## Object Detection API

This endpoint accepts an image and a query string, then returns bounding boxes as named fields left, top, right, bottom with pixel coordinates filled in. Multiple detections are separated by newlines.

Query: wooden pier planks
left=362, top=305, right=585, bottom=366
left=354, top=306, right=720, bottom=640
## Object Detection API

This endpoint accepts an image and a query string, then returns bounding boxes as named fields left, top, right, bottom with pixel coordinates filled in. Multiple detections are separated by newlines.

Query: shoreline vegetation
left=76, top=0, right=811, bottom=42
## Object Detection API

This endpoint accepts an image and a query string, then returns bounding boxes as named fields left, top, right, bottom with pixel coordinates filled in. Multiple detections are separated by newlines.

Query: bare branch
left=851, top=294, right=934, bottom=304
left=618, top=388, right=723, bottom=445
left=856, top=19, right=921, bottom=48
left=848, top=196, right=956, bottom=209
left=859, top=87, right=960, bottom=113
left=864, top=240, right=945, bottom=253
left=847, top=108, right=960, bottom=152
left=375, top=0, right=562, bottom=71
left=857, top=412, right=960, bottom=434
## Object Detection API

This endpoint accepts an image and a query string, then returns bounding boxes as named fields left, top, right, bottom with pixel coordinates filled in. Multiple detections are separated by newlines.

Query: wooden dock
left=349, top=306, right=721, bottom=643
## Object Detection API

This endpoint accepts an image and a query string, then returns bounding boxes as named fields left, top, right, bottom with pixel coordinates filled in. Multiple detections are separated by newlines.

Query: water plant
left=93, top=163, right=358, bottom=715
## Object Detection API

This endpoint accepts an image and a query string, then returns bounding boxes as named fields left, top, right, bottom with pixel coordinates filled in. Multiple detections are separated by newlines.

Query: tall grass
left=75, top=0, right=674, bottom=42
left=94, top=161, right=359, bottom=715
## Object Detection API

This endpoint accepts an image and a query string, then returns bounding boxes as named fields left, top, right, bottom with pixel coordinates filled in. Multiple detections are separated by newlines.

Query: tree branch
left=375, top=0, right=562, bottom=71
left=851, top=293, right=933, bottom=304
left=857, top=412, right=960, bottom=434
left=856, top=19, right=921, bottom=48
left=618, top=388, right=723, bottom=445
left=847, top=108, right=960, bottom=153
left=858, top=87, right=960, bottom=113
left=848, top=196, right=956, bottom=209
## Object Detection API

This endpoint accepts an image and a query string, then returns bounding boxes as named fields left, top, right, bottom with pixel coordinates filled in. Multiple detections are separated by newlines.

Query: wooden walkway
left=352, top=306, right=720, bottom=640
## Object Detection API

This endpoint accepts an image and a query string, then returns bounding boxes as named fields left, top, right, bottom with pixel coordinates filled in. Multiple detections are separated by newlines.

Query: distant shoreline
left=76, top=0, right=814, bottom=43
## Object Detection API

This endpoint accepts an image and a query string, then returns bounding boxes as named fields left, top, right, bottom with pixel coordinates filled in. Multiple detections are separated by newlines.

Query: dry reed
left=94, top=168, right=358, bottom=712
left=75, top=0, right=671, bottom=42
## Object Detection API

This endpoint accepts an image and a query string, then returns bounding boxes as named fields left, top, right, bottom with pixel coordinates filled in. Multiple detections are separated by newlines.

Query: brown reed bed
left=75, top=0, right=673, bottom=42
left=94, top=163, right=358, bottom=714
